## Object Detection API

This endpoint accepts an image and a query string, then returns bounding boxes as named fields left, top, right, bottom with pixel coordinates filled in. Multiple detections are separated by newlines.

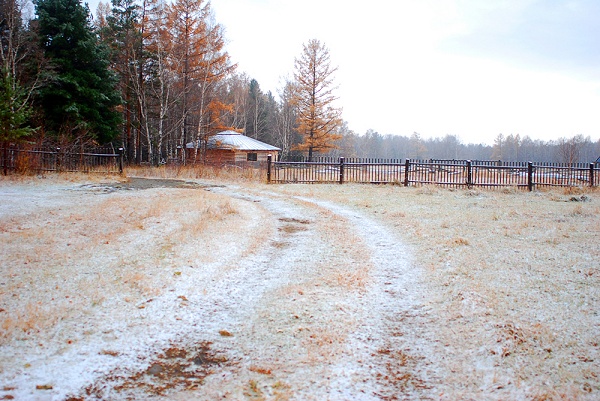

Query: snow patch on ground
left=1, top=179, right=437, bottom=400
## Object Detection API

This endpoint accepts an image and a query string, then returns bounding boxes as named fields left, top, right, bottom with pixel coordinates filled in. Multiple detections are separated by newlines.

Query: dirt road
left=0, top=179, right=437, bottom=400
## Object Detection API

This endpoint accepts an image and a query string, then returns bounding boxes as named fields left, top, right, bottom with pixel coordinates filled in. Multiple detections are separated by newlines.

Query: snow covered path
left=185, top=188, right=437, bottom=400
left=0, top=180, right=437, bottom=400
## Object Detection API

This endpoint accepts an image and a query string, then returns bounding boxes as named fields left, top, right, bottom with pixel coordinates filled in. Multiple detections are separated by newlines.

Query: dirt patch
left=73, top=342, right=230, bottom=400
left=79, top=177, right=216, bottom=192
left=278, top=217, right=311, bottom=234
left=374, top=346, right=431, bottom=400
left=278, top=217, right=311, bottom=225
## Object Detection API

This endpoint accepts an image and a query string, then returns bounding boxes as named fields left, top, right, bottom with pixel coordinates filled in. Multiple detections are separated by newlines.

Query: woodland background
left=1, top=0, right=599, bottom=166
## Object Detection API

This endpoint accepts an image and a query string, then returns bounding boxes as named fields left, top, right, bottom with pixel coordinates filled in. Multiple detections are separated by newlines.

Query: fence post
left=56, top=147, right=61, bottom=172
left=466, top=160, right=472, bottom=188
left=118, top=148, right=124, bottom=175
left=339, top=157, right=345, bottom=184
left=527, top=162, right=533, bottom=191
left=404, top=159, right=410, bottom=187
left=590, top=163, right=595, bottom=188
left=267, top=154, right=272, bottom=183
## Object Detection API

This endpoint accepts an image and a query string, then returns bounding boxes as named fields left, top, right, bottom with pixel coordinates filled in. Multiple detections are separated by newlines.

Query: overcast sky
left=90, top=0, right=600, bottom=145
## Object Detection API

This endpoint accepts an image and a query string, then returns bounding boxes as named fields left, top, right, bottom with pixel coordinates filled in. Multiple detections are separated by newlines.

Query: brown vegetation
left=271, top=183, right=599, bottom=399
left=1, top=174, right=598, bottom=399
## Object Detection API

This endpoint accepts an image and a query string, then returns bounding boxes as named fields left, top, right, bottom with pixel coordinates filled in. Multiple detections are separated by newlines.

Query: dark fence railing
left=1, top=146, right=124, bottom=175
left=267, top=156, right=600, bottom=191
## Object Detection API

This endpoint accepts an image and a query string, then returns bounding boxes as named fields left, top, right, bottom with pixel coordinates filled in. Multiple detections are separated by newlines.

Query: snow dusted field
left=0, top=175, right=598, bottom=400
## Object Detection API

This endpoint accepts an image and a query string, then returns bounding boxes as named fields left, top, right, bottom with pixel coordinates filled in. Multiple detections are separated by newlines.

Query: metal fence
left=267, top=156, right=600, bottom=190
left=1, top=146, right=124, bottom=175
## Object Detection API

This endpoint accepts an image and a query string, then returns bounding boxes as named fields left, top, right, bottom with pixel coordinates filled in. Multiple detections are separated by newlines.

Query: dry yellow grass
left=126, top=164, right=264, bottom=183
left=2, top=172, right=598, bottom=398
left=305, top=207, right=373, bottom=293
left=0, top=182, right=250, bottom=343
left=266, top=183, right=600, bottom=399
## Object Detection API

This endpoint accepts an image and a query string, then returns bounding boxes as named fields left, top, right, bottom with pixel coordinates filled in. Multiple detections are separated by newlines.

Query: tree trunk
left=3, top=142, right=8, bottom=176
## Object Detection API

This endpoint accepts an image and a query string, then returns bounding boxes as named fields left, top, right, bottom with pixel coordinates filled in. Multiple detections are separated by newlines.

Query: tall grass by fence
left=267, top=156, right=600, bottom=191
left=1, top=146, right=124, bottom=175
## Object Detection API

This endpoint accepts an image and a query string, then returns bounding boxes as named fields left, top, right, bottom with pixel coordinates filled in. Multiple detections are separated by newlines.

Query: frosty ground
left=0, top=175, right=598, bottom=400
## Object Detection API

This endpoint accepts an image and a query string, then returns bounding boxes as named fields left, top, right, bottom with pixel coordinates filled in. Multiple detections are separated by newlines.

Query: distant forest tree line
left=331, top=132, right=600, bottom=164
left=2, top=0, right=598, bottom=165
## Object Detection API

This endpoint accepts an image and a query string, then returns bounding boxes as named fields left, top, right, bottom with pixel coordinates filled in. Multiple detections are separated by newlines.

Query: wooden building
left=186, top=131, right=280, bottom=164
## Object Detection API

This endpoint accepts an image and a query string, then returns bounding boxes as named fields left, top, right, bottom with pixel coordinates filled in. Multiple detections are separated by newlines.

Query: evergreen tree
left=34, top=0, right=121, bottom=144
left=246, top=79, right=276, bottom=141
left=0, top=68, right=35, bottom=144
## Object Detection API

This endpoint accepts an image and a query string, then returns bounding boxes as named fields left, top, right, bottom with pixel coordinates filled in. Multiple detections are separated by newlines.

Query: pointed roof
left=186, top=131, right=280, bottom=151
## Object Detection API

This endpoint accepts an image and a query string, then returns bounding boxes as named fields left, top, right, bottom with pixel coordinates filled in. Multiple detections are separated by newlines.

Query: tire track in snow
left=300, top=197, right=437, bottom=400
left=72, top=186, right=438, bottom=400
left=183, top=189, right=438, bottom=400
left=86, top=187, right=329, bottom=399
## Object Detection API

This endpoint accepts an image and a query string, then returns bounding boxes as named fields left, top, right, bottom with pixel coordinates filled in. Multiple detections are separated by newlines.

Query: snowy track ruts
left=0, top=181, right=437, bottom=400
left=168, top=187, right=438, bottom=400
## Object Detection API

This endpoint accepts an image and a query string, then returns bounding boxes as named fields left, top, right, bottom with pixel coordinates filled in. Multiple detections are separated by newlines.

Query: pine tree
left=246, top=79, right=271, bottom=140
left=34, top=0, right=121, bottom=145
left=292, top=39, right=342, bottom=161
left=0, top=68, right=35, bottom=144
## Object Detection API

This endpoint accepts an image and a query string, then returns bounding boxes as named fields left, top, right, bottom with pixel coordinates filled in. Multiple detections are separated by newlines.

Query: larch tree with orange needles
left=169, top=0, right=234, bottom=162
left=292, top=39, right=342, bottom=161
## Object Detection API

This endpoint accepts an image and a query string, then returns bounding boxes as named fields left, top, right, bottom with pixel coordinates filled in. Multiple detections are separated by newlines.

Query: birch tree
left=557, top=134, right=585, bottom=164
left=0, top=0, right=37, bottom=148
left=145, top=0, right=176, bottom=162
left=274, top=78, right=298, bottom=159
left=221, top=72, right=250, bottom=130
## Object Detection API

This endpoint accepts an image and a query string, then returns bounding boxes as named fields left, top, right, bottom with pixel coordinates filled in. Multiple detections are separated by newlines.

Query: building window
left=247, top=152, right=258, bottom=161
